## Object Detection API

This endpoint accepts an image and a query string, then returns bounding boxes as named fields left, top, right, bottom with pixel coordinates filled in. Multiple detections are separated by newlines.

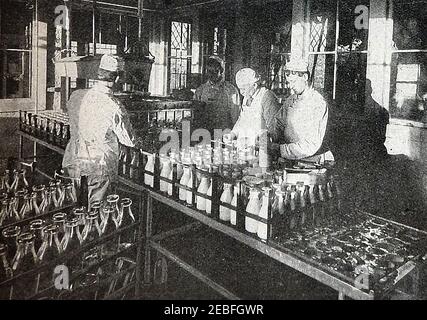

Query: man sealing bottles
left=62, top=54, right=135, bottom=204
left=224, top=67, right=281, bottom=149
left=272, top=57, right=331, bottom=163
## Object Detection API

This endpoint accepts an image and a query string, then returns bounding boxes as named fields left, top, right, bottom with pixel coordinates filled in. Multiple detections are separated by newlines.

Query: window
left=389, top=0, right=427, bottom=122
left=200, top=23, right=227, bottom=84
left=268, top=21, right=292, bottom=96
left=169, top=21, right=192, bottom=92
left=308, top=0, right=369, bottom=107
left=0, top=0, right=32, bottom=99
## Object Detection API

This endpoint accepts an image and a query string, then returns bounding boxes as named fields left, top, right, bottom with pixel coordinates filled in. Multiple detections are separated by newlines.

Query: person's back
left=64, top=83, right=133, bottom=177
left=62, top=54, right=134, bottom=204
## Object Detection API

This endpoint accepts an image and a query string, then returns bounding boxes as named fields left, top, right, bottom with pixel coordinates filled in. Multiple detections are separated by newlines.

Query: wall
left=0, top=1, right=48, bottom=160
left=385, top=120, right=427, bottom=207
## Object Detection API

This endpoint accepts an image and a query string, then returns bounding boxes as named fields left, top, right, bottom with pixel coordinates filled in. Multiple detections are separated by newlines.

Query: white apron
left=232, top=87, right=268, bottom=148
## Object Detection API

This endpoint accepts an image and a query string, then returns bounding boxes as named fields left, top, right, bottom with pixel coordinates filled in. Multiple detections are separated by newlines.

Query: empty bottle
left=11, top=232, right=38, bottom=273
left=37, top=224, right=62, bottom=262
left=0, top=242, right=13, bottom=281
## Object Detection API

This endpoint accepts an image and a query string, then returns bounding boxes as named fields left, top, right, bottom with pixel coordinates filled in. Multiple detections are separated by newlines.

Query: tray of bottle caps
left=117, top=142, right=427, bottom=297
left=19, top=110, right=70, bottom=149
left=269, top=207, right=427, bottom=297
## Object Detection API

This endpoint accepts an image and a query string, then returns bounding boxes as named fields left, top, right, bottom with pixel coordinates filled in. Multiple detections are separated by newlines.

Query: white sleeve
left=112, top=101, right=135, bottom=147
left=280, top=98, right=328, bottom=160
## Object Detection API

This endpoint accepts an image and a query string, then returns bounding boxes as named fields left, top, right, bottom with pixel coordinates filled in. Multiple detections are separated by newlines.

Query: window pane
left=336, top=53, right=368, bottom=110
left=308, top=54, right=335, bottom=100
left=0, top=0, right=32, bottom=50
left=338, top=0, right=369, bottom=51
left=309, top=0, right=337, bottom=52
left=0, top=51, right=31, bottom=99
left=392, top=0, right=427, bottom=50
left=169, top=21, right=192, bottom=91
left=389, top=52, right=427, bottom=122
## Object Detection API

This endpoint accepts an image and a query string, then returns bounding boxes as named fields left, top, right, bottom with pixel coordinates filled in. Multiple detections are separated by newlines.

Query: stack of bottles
left=0, top=192, right=136, bottom=299
left=118, top=142, right=342, bottom=243
left=19, top=110, right=71, bottom=148
left=0, top=169, right=78, bottom=228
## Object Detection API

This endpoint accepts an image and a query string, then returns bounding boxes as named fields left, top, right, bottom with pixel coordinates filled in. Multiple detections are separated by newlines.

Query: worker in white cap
left=62, top=54, right=135, bottom=204
left=272, top=57, right=330, bottom=162
left=194, top=55, right=240, bottom=131
left=224, top=67, right=281, bottom=148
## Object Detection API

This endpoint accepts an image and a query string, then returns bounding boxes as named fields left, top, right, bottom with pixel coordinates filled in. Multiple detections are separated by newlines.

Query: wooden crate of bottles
left=19, top=110, right=71, bottom=149
left=118, top=142, right=342, bottom=243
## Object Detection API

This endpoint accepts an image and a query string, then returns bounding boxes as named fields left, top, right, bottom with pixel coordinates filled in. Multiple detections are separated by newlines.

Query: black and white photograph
left=0, top=0, right=426, bottom=306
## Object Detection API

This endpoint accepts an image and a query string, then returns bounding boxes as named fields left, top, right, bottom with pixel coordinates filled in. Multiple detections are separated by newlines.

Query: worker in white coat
left=272, top=58, right=331, bottom=162
left=224, top=67, right=281, bottom=148
left=62, top=54, right=135, bottom=204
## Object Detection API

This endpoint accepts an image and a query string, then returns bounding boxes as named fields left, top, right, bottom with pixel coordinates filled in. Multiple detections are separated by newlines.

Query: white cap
left=99, top=54, right=125, bottom=72
left=285, top=57, right=309, bottom=73
left=235, top=68, right=260, bottom=87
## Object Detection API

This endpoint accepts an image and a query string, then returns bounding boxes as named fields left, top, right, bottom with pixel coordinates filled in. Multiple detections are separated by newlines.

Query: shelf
left=0, top=204, right=75, bottom=233
left=149, top=239, right=240, bottom=300
left=0, top=220, right=141, bottom=288
left=28, top=241, right=139, bottom=300
left=103, top=281, right=136, bottom=300
left=18, top=131, right=65, bottom=155
left=146, top=191, right=375, bottom=300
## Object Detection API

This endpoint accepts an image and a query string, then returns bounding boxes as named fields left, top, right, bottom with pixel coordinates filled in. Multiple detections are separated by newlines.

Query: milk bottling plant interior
left=0, top=0, right=426, bottom=300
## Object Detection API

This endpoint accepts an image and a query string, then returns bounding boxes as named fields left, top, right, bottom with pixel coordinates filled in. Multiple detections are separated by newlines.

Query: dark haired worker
left=194, top=55, right=241, bottom=131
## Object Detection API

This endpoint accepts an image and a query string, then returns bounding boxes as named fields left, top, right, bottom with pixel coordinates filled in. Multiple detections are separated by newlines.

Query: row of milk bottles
left=142, top=143, right=258, bottom=189
left=142, top=143, right=260, bottom=186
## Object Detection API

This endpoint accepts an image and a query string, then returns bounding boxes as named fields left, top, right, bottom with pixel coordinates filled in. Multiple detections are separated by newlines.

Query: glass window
left=0, top=0, right=32, bottom=99
left=169, top=21, right=192, bottom=92
left=389, top=0, right=427, bottom=122
left=308, top=0, right=369, bottom=108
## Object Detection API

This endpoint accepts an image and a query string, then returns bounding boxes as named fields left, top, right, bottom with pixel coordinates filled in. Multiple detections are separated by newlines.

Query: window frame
left=388, top=0, right=427, bottom=123
left=0, top=2, right=33, bottom=101
left=168, top=19, right=193, bottom=93
left=306, top=0, right=370, bottom=101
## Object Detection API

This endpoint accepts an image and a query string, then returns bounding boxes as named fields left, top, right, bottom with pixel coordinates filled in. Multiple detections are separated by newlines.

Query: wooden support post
left=144, top=194, right=153, bottom=284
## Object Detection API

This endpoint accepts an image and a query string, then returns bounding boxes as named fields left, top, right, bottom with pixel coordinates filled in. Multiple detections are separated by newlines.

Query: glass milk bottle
left=205, top=177, right=213, bottom=215
left=245, top=188, right=261, bottom=233
left=185, top=166, right=194, bottom=205
left=219, top=183, right=233, bottom=222
left=289, top=187, right=297, bottom=230
left=196, top=173, right=210, bottom=211
left=129, top=149, right=140, bottom=180
left=179, top=159, right=191, bottom=201
left=144, top=153, right=155, bottom=188
left=167, top=156, right=176, bottom=196
left=176, top=151, right=184, bottom=181
left=257, top=187, right=271, bottom=240
left=230, top=185, right=239, bottom=226
left=159, top=156, right=172, bottom=192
